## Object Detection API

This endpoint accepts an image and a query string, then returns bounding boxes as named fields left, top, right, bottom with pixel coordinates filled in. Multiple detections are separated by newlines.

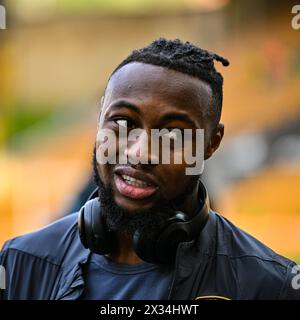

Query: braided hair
left=111, top=38, right=230, bottom=130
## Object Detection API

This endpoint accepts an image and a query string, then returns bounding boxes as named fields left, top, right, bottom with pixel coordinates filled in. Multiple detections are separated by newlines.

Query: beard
left=92, top=145, right=199, bottom=239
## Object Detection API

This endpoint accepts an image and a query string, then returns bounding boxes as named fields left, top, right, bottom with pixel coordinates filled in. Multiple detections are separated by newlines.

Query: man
left=0, top=38, right=299, bottom=300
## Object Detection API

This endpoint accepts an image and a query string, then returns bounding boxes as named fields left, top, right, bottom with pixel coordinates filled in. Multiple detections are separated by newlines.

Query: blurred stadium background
left=0, top=0, right=299, bottom=262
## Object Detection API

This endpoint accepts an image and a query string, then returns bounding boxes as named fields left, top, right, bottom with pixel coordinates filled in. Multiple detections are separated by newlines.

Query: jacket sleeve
left=279, top=261, right=300, bottom=300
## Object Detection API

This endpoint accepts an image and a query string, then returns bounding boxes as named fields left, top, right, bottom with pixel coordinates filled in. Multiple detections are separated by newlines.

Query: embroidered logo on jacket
left=195, top=295, right=231, bottom=300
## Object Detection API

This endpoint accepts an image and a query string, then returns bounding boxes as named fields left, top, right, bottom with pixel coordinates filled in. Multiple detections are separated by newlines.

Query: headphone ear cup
left=78, top=199, right=114, bottom=255
left=78, top=206, right=88, bottom=248
left=78, top=202, right=94, bottom=250
left=155, top=222, right=190, bottom=264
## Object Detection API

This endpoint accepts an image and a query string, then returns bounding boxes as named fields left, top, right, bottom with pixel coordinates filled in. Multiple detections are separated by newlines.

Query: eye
left=164, top=128, right=184, bottom=140
left=115, top=119, right=127, bottom=127
left=115, top=119, right=135, bottom=129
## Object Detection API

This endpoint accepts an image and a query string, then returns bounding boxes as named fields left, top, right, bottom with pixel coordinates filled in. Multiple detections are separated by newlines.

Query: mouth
left=114, top=167, right=159, bottom=200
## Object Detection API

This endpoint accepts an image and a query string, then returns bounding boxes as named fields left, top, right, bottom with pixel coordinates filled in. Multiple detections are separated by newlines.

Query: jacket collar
left=57, top=181, right=213, bottom=300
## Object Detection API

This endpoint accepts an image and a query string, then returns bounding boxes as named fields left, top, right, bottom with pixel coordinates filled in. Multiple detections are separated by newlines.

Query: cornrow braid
left=111, top=38, right=229, bottom=130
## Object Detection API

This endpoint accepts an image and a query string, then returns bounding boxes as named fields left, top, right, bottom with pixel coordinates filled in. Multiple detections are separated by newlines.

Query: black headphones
left=78, top=181, right=210, bottom=264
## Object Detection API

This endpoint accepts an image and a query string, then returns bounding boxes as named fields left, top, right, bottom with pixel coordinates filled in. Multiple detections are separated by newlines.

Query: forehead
left=104, top=62, right=212, bottom=122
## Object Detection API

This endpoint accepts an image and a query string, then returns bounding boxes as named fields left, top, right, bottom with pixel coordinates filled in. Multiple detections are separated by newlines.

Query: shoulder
left=214, top=212, right=289, bottom=262
left=0, top=213, right=90, bottom=299
left=212, top=212, right=299, bottom=299
left=1, top=212, right=85, bottom=266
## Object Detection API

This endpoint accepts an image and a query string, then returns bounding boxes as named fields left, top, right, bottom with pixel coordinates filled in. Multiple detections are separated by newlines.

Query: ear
left=204, top=123, right=224, bottom=160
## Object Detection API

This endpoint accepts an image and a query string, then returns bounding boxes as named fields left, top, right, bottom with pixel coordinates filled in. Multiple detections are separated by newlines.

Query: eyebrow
left=108, top=100, right=142, bottom=115
left=159, top=112, right=197, bottom=128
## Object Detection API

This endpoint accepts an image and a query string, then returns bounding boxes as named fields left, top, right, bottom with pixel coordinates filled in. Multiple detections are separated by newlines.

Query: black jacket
left=0, top=209, right=299, bottom=300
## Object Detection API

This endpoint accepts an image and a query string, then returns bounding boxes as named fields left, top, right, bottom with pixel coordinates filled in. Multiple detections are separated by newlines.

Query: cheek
left=95, top=126, right=119, bottom=185
left=97, top=162, right=114, bottom=187
left=160, top=164, right=191, bottom=197
left=95, top=128, right=118, bottom=165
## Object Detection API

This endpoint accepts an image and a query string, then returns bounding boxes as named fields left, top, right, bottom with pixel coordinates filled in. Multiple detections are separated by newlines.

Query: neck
left=107, top=233, right=142, bottom=264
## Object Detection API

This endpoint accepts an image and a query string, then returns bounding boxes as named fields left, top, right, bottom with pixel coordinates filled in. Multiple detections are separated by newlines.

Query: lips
left=114, top=167, right=159, bottom=200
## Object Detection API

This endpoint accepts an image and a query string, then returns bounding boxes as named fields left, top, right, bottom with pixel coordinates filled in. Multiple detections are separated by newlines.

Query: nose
left=124, top=129, right=159, bottom=166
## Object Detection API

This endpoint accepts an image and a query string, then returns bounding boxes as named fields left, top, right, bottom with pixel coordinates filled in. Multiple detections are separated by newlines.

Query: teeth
left=121, top=175, right=150, bottom=188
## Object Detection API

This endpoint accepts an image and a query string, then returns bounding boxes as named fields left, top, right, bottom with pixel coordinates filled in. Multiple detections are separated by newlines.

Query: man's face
left=95, top=62, right=222, bottom=215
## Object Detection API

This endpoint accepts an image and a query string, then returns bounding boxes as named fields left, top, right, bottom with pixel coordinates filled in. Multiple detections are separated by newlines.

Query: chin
left=114, top=193, right=158, bottom=213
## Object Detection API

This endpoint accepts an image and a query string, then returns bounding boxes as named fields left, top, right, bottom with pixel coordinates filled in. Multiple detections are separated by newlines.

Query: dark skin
left=96, top=62, right=224, bottom=264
